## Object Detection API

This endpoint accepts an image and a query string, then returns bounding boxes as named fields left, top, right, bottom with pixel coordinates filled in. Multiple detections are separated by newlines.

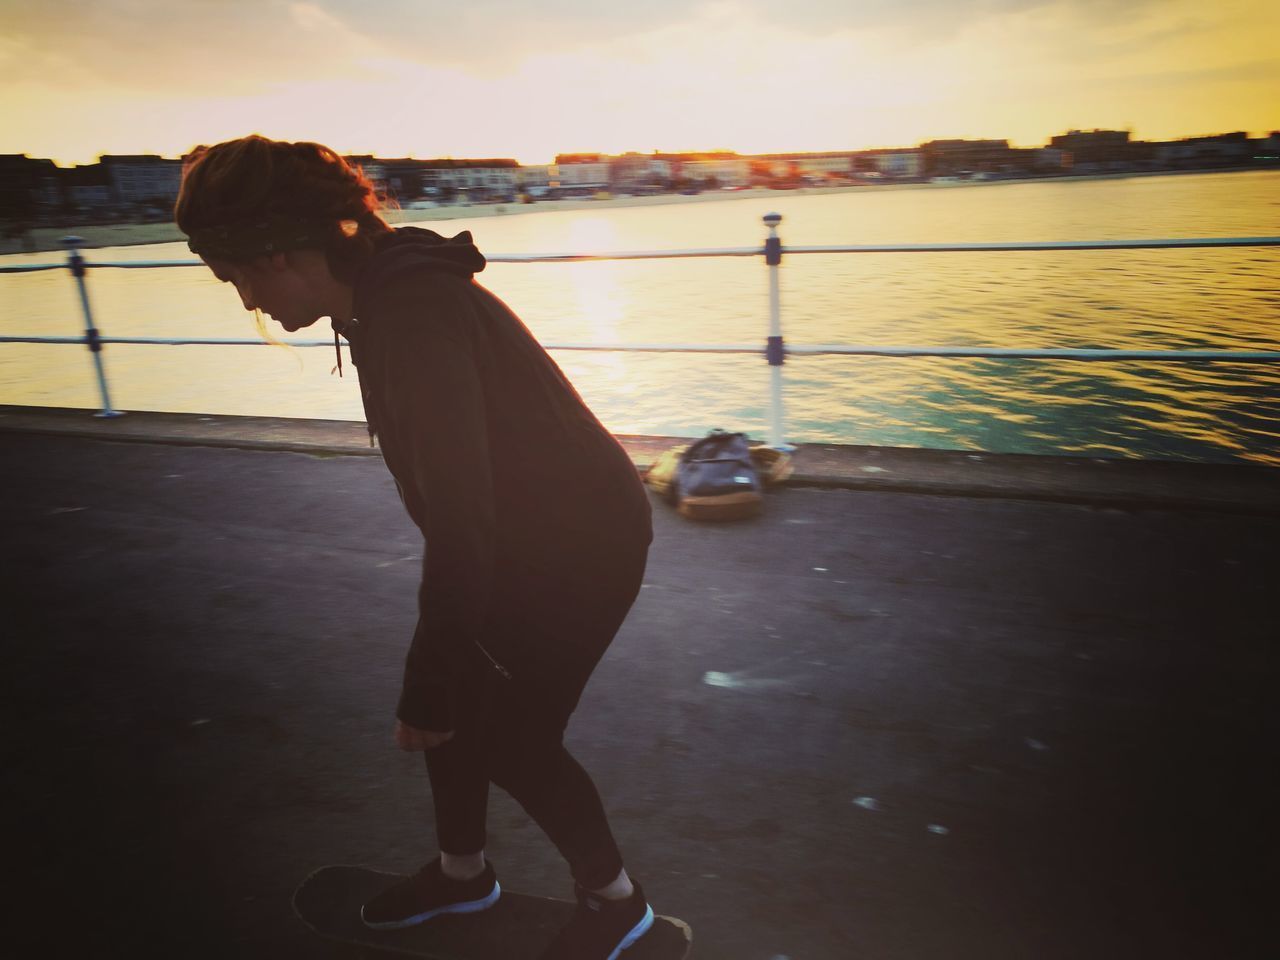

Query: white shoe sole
left=361, top=881, right=501, bottom=931
left=608, top=904, right=655, bottom=960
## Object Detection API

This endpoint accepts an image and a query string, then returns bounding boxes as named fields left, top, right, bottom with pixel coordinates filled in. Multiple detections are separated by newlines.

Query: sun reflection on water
left=2, top=172, right=1277, bottom=464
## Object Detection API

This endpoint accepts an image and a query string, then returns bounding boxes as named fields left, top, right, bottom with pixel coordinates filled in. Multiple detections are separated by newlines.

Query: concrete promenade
left=4, top=408, right=1276, bottom=959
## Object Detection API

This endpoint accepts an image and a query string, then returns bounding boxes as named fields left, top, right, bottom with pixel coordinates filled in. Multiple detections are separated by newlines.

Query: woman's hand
left=395, top=720, right=455, bottom=751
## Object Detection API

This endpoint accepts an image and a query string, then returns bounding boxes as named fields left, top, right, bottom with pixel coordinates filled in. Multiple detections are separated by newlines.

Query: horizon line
left=11, top=125, right=1280, bottom=169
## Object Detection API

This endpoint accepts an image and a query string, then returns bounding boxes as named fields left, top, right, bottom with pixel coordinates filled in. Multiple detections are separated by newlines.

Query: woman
left=176, top=136, right=655, bottom=959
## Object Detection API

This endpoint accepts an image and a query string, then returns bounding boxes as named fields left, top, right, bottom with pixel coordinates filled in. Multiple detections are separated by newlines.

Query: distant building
left=553, top=160, right=610, bottom=192
left=65, top=163, right=114, bottom=213
left=919, top=139, right=1014, bottom=176
left=754, top=151, right=856, bottom=181
left=682, top=158, right=750, bottom=186
left=1035, top=148, right=1070, bottom=171
left=851, top=148, right=924, bottom=179
left=608, top=153, right=674, bottom=192
left=1153, top=132, right=1254, bottom=168
left=517, top=165, right=554, bottom=193
left=762, top=158, right=798, bottom=180
left=1047, top=130, right=1139, bottom=172
left=100, top=154, right=183, bottom=209
left=342, top=156, right=391, bottom=198
left=1049, top=130, right=1129, bottom=161
left=554, top=153, right=605, bottom=165
left=414, top=159, right=519, bottom=200
left=876, top=152, right=923, bottom=178
left=342, top=156, right=522, bottom=202
left=0, top=154, right=59, bottom=219
left=362, top=157, right=435, bottom=201
left=804, top=155, right=854, bottom=178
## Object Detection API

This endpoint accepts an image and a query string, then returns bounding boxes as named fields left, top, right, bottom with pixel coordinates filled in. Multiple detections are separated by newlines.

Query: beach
left=4, top=169, right=1236, bottom=256
left=1, top=184, right=864, bottom=255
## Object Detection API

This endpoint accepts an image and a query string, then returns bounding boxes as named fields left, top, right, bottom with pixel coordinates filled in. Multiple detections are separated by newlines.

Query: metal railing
left=3, top=217, right=1279, bottom=445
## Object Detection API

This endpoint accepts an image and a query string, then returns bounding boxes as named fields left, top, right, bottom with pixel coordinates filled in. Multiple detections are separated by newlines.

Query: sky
left=2, top=0, right=1277, bottom=166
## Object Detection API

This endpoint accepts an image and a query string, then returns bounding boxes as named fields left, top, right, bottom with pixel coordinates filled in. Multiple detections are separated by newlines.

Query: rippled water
left=2, top=170, right=1278, bottom=464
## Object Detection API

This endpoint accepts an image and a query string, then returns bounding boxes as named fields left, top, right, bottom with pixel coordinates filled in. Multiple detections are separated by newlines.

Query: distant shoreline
left=2, top=166, right=1270, bottom=257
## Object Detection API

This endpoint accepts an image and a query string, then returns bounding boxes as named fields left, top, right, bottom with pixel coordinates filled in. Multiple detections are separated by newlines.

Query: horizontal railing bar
left=4, top=334, right=1277, bottom=362
left=0, top=263, right=66, bottom=274
left=788, top=345, right=1280, bottom=361
left=0, top=251, right=763, bottom=272
left=5, top=235, right=1279, bottom=275
left=552, top=342, right=760, bottom=353
left=82, top=259, right=201, bottom=269
left=0, top=335, right=766, bottom=352
left=0, top=335, right=339, bottom=347
left=784, top=237, right=1280, bottom=254
left=488, top=248, right=761, bottom=263
left=0, top=259, right=201, bottom=274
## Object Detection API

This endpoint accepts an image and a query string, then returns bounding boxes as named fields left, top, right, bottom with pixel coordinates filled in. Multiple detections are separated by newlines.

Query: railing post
left=762, top=213, right=789, bottom=449
left=63, top=236, right=123, bottom=418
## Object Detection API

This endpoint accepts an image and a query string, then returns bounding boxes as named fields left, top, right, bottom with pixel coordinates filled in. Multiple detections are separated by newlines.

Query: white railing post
left=63, top=236, right=123, bottom=418
left=763, top=213, right=789, bottom=449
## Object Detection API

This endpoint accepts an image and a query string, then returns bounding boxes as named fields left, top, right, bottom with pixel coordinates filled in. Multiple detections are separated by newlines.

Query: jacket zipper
left=473, top=640, right=512, bottom=680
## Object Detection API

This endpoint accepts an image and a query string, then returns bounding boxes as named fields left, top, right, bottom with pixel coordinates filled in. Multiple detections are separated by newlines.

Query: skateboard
left=293, top=865, right=693, bottom=960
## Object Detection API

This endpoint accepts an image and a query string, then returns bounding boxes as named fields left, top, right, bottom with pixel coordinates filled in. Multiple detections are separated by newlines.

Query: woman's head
left=177, top=135, right=390, bottom=271
left=176, top=135, right=391, bottom=329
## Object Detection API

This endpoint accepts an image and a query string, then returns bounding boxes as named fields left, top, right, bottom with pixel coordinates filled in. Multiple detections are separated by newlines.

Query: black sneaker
left=361, top=857, right=500, bottom=930
left=538, top=881, right=655, bottom=960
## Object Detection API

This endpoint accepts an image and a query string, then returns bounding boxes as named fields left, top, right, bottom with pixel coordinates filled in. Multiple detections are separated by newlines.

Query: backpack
left=671, top=430, right=764, bottom=521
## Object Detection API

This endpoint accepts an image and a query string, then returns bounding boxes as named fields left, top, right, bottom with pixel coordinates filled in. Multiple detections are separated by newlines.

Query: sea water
left=1, top=170, right=1277, bottom=464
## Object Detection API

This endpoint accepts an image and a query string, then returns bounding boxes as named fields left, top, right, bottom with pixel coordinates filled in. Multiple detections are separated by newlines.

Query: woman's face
left=202, top=253, right=324, bottom=332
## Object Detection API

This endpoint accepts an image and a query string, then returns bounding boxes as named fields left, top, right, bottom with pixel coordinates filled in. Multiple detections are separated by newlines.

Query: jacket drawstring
left=331, top=318, right=375, bottom=446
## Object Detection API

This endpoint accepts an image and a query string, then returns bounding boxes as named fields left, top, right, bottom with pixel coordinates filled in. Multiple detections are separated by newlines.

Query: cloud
left=0, top=0, right=386, bottom=93
left=0, top=0, right=1185, bottom=94
left=1, top=0, right=1274, bottom=164
left=354, top=0, right=1121, bottom=48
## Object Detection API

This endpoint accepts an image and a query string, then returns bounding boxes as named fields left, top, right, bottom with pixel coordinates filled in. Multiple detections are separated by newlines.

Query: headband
left=185, top=214, right=337, bottom=260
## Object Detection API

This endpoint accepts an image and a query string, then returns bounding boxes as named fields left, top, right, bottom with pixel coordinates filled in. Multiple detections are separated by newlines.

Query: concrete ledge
left=2, top=404, right=1275, bottom=515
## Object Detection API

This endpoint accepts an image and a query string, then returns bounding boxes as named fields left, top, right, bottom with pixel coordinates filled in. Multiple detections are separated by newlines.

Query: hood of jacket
left=342, top=226, right=487, bottom=443
left=360, top=226, right=488, bottom=286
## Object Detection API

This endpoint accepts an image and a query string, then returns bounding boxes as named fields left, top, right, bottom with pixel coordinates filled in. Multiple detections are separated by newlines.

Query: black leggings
left=423, top=539, right=648, bottom=890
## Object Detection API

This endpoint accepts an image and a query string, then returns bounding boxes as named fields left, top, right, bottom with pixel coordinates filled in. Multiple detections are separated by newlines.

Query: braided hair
left=176, top=135, right=392, bottom=282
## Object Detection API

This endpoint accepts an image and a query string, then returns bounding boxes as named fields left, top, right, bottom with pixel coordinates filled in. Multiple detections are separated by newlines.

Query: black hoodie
left=346, top=227, right=652, bottom=731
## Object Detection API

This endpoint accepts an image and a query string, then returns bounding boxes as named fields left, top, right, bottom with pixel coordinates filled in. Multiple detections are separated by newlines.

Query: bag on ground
left=667, top=429, right=764, bottom=521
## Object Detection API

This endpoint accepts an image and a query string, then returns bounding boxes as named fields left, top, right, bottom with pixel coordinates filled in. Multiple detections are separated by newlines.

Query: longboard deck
left=294, top=865, right=692, bottom=960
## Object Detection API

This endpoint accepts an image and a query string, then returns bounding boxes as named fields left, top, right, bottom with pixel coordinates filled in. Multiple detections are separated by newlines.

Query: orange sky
left=2, top=0, right=1277, bottom=166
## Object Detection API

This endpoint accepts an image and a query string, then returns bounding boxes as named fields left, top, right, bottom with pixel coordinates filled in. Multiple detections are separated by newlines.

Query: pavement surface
left=4, top=413, right=1276, bottom=959
left=4, top=405, right=1277, bottom=515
